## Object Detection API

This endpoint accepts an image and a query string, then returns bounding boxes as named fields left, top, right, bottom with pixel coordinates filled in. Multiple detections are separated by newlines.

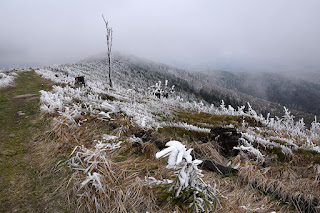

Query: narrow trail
left=0, top=71, right=69, bottom=212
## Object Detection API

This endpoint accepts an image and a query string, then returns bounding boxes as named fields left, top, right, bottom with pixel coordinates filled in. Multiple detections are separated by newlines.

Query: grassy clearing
left=0, top=70, right=73, bottom=212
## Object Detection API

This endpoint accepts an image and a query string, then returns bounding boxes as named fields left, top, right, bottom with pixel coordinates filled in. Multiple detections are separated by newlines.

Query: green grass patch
left=293, top=148, right=320, bottom=164
left=173, top=111, right=260, bottom=128
left=158, top=126, right=209, bottom=143
left=265, top=147, right=288, bottom=162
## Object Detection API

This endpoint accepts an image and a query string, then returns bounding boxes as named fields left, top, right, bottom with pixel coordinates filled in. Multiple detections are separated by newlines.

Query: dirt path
left=0, top=71, right=71, bottom=212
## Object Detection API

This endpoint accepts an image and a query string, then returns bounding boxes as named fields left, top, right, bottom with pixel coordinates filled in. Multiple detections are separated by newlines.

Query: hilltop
left=1, top=55, right=320, bottom=212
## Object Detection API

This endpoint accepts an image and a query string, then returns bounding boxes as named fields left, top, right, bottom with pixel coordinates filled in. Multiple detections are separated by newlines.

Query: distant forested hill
left=197, top=70, right=320, bottom=117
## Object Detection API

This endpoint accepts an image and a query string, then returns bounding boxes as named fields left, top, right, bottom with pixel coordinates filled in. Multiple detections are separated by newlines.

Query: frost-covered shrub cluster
left=37, top=67, right=181, bottom=130
left=0, top=71, right=16, bottom=88
left=204, top=101, right=320, bottom=154
left=39, top=85, right=116, bottom=126
left=148, top=80, right=175, bottom=98
left=234, top=138, right=265, bottom=163
left=149, top=141, right=223, bottom=212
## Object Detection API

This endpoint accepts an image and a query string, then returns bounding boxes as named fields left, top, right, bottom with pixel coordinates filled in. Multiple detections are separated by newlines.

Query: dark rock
left=191, top=149, right=238, bottom=176
left=210, top=127, right=241, bottom=157
left=154, top=140, right=166, bottom=150
left=133, top=131, right=149, bottom=142
left=200, top=159, right=238, bottom=175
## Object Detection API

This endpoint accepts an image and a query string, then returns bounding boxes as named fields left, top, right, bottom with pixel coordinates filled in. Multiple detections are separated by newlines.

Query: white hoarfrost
left=152, top=141, right=223, bottom=212
left=0, top=72, right=16, bottom=88
left=69, top=135, right=122, bottom=194
left=234, top=138, right=265, bottom=163
left=37, top=64, right=320, bottom=156
left=165, top=122, right=211, bottom=133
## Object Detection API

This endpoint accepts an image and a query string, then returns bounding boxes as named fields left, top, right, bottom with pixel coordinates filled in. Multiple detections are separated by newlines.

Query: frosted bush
left=311, top=117, right=320, bottom=139
left=153, top=141, right=223, bottom=212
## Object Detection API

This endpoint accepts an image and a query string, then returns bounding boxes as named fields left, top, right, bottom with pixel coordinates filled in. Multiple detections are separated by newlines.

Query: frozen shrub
left=154, top=141, right=224, bottom=212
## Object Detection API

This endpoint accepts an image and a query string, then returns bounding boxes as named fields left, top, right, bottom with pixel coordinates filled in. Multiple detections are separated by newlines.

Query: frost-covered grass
left=35, top=62, right=320, bottom=212
left=0, top=71, right=17, bottom=88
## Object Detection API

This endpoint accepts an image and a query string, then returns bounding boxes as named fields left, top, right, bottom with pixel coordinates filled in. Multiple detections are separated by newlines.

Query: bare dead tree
left=102, top=15, right=113, bottom=88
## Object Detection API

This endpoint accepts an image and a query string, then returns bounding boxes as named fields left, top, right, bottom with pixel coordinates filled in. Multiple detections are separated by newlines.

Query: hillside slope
left=30, top=61, right=320, bottom=212
left=46, top=52, right=317, bottom=124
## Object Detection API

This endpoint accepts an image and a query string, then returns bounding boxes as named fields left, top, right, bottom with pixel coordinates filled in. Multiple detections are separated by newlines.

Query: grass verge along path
left=0, top=70, right=72, bottom=212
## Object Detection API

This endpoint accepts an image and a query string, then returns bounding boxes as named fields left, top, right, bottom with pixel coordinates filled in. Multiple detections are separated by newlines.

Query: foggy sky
left=1, top=0, right=320, bottom=72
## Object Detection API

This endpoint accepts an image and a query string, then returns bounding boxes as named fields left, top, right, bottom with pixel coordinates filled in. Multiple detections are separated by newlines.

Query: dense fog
left=1, top=0, right=320, bottom=72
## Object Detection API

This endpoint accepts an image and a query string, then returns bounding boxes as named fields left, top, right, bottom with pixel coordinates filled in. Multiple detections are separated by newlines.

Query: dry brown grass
left=158, top=139, right=299, bottom=212
left=42, top=106, right=320, bottom=213
left=236, top=161, right=320, bottom=212
left=68, top=139, right=182, bottom=213
left=192, top=142, right=227, bottom=166
left=27, top=116, right=77, bottom=212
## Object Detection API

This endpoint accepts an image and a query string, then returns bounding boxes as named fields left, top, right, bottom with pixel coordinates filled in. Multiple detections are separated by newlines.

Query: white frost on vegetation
left=234, top=138, right=265, bottom=163
left=37, top=63, right=320, bottom=150
left=301, top=138, right=320, bottom=153
left=94, top=134, right=122, bottom=151
left=101, top=134, right=118, bottom=141
left=33, top=57, right=320, bottom=212
left=95, top=141, right=123, bottom=151
left=69, top=137, right=122, bottom=195
left=37, top=61, right=320, bottom=167
left=153, top=141, right=223, bottom=212
left=242, top=132, right=294, bottom=156
left=80, top=172, right=104, bottom=192
left=39, top=84, right=117, bottom=126
left=0, top=72, right=16, bottom=88
left=165, top=122, right=211, bottom=133
left=240, top=204, right=264, bottom=212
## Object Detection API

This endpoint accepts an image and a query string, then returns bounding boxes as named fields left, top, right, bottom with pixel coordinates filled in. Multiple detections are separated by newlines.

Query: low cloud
left=1, top=0, right=320, bottom=72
